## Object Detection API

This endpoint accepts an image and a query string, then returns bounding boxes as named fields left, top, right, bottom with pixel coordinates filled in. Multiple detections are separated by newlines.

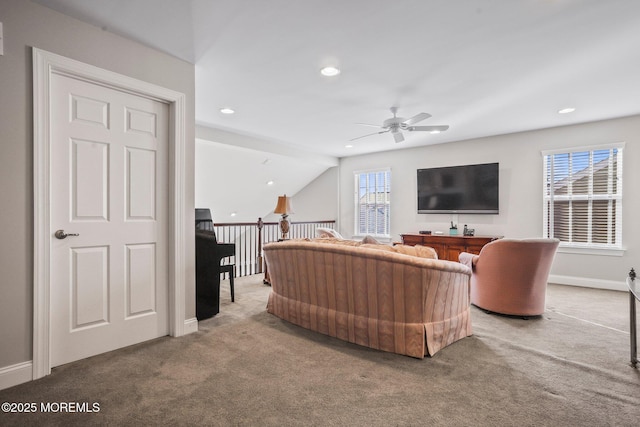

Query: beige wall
left=334, top=115, right=639, bottom=288
left=0, top=0, right=195, bottom=369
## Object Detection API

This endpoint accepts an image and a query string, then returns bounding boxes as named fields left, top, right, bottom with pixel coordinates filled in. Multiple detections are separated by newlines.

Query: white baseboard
left=549, top=274, right=626, bottom=292
left=183, top=317, right=198, bottom=335
left=0, top=361, right=33, bottom=391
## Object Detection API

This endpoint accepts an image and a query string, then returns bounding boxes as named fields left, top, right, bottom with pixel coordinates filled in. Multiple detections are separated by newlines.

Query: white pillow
left=315, top=227, right=344, bottom=239
left=361, top=235, right=381, bottom=245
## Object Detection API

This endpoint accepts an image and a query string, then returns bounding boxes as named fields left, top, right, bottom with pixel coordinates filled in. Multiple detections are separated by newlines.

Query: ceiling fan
left=351, top=107, right=449, bottom=143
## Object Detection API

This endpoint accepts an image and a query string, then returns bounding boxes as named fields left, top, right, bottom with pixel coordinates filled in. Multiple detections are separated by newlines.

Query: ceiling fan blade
left=355, top=122, right=384, bottom=128
left=403, top=112, right=431, bottom=126
left=408, top=125, right=449, bottom=132
left=350, top=129, right=390, bottom=141
left=393, top=132, right=405, bottom=143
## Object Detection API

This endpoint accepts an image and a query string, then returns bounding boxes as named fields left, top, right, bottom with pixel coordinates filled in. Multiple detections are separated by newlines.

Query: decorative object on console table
left=463, top=224, right=475, bottom=236
left=449, top=221, right=458, bottom=236
left=273, top=195, right=294, bottom=239
left=401, top=233, right=501, bottom=262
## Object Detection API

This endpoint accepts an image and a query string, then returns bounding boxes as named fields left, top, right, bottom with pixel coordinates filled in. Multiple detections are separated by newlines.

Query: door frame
left=33, top=48, right=191, bottom=379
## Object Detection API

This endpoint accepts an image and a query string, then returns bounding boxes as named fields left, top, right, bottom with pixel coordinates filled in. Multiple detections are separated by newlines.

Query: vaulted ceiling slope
left=35, top=0, right=640, bottom=158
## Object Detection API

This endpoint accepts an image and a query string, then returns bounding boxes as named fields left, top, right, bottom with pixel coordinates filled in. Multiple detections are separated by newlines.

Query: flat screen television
left=417, top=162, right=499, bottom=214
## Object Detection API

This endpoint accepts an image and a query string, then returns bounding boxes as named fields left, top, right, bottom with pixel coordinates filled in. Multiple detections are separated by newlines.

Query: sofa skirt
left=267, top=291, right=472, bottom=358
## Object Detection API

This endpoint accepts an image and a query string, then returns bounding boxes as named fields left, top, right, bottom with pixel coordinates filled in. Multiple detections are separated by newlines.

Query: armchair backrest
left=475, top=238, right=559, bottom=283
left=471, top=238, right=560, bottom=316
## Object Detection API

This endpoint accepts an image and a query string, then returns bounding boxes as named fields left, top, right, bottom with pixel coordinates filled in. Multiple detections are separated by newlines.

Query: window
left=542, top=143, right=623, bottom=249
left=355, top=169, right=391, bottom=237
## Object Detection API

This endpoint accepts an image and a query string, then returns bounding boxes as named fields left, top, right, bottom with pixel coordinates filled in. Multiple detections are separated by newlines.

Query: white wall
left=280, top=167, right=339, bottom=223
left=195, top=124, right=339, bottom=224
left=195, top=140, right=333, bottom=223
left=297, top=115, right=639, bottom=288
left=0, top=0, right=195, bottom=377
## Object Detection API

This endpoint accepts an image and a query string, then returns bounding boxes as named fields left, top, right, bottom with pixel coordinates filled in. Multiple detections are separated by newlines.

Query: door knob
left=55, top=230, right=79, bottom=239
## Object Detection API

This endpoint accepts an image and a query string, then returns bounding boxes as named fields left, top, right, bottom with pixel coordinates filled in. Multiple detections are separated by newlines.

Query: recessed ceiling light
left=266, top=180, right=274, bottom=186
left=345, top=144, right=353, bottom=148
left=220, top=107, right=235, bottom=114
left=230, top=212, right=237, bottom=217
left=430, top=130, right=441, bottom=134
left=558, top=107, right=576, bottom=114
left=320, top=66, right=341, bottom=77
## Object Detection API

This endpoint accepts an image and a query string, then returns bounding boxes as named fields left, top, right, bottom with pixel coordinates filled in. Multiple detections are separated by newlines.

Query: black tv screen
left=417, top=162, right=499, bottom=214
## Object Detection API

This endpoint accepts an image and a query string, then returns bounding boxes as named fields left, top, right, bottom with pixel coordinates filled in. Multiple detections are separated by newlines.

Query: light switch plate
left=0, top=22, right=4, bottom=56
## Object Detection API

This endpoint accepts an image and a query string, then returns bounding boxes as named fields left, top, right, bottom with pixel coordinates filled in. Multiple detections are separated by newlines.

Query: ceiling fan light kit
left=351, top=107, right=449, bottom=143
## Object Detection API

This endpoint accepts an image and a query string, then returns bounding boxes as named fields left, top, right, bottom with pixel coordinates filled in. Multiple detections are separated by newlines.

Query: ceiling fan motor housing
left=383, top=117, right=404, bottom=130
left=350, top=107, right=448, bottom=142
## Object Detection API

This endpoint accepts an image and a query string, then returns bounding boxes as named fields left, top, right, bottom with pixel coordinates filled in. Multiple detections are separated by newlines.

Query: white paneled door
left=50, top=73, right=169, bottom=367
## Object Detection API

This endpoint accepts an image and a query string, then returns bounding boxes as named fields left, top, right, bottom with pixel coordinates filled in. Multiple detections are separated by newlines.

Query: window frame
left=353, top=168, right=391, bottom=239
left=542, top=142, right=624, bottom=254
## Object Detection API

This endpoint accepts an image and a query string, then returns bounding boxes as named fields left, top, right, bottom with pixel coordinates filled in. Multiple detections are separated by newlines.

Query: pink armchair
left=459, top=238, right=559, bottom=316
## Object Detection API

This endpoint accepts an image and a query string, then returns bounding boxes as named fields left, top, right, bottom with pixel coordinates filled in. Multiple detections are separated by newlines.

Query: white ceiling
left=35, top=0, right=640, bottom=158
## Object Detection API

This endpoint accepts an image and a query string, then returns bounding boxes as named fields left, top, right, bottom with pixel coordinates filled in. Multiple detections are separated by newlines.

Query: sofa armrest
left=458, top=252, right=479, bottom=271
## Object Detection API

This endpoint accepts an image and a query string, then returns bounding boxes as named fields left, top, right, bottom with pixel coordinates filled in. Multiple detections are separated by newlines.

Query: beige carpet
left=1, top=275, right=639, bottom=426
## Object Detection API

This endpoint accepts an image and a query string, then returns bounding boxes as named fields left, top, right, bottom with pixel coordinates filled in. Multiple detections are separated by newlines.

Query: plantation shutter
left=355, top=169, right=391, bottom=237
left=543, top=144, right=623, bottom=248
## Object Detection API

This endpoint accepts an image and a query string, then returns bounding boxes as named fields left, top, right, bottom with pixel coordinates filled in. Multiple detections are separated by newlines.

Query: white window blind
left=542, top=144, right=623, bottom=248
left=354, top=169, right=391, bottom=237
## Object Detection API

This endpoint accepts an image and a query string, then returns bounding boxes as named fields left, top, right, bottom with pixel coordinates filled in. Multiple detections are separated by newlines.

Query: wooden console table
left=401, top=233, right=501, bottom=262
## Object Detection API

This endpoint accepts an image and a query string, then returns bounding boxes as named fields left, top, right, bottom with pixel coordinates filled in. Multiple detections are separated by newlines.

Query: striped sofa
left=264, top=239, right=473, bottom=358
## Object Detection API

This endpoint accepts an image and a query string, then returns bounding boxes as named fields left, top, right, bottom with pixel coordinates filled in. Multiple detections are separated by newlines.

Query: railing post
left=256, top=217, right=264, bottom=273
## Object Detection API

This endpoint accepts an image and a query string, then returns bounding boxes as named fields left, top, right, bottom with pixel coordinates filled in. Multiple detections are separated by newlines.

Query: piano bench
left=220, top=264, right=235, bottom=302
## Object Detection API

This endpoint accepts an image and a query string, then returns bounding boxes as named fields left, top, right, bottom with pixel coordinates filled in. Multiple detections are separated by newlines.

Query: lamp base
left=279, top=214, right=290, bottom=240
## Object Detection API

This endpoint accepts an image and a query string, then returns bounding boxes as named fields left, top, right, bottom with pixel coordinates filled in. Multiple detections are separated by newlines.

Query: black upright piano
left=195, top=209, right=235, bottom=320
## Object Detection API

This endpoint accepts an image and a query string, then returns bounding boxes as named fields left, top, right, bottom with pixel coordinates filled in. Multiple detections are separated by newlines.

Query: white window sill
left=557, top=244, right=626, bottom=257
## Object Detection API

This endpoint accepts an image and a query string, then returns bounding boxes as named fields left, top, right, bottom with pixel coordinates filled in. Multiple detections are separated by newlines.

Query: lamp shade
left=273, top=195, right=294, bottom=215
